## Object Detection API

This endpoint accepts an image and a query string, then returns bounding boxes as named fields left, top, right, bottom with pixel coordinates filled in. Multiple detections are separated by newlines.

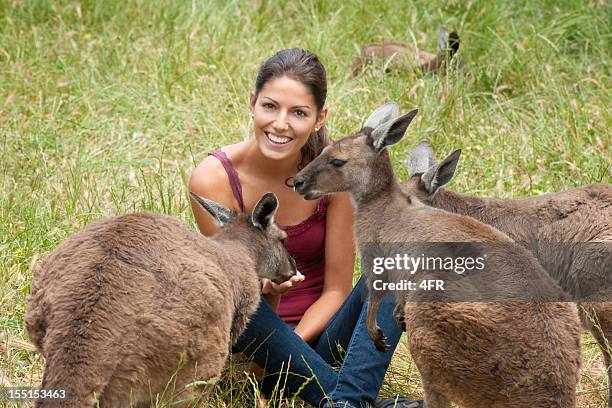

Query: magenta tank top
left=208, top=151, right=328, bottom=326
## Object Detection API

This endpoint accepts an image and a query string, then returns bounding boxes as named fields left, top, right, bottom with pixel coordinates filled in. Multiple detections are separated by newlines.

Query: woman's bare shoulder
left=327, top=191, right=353, bottom=210
left=189, top=146, right=241, bottom=210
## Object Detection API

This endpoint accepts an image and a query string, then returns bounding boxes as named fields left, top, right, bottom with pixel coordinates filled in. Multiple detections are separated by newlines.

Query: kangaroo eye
left=330, top=159, right=347, bottom=168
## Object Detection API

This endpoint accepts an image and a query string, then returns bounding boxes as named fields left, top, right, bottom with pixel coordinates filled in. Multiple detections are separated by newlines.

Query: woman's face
left=250, top=76, right=326, bottom=163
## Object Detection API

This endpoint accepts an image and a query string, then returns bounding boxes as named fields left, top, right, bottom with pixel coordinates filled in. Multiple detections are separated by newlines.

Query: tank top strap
left=207, top=150, right=245, bottom=212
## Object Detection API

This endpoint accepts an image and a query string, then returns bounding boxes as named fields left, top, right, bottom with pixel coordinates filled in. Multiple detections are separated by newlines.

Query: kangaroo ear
left=370, top=109, right=418, bottom=153
left=190, top=192, right=235, bottom=227
left=421, top=149, right=461, bottom=194
left=448, top=31, right=460, bottom=56
left=251, top=192, right=279, bottom=231
left=363, top=102, right=399, bottom=130
left=407, top=139, right=437, bottom=175
left=448, top=31, right=461, bottom=57
left=438, top=27, right=449, bottom=52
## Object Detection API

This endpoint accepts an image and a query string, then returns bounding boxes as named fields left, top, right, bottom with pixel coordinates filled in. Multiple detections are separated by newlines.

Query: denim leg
left=232, top=297, right=338, bottom=406
left=313, top=277, right=368, bottom=366
left=325, top=279, right=403, bottom=408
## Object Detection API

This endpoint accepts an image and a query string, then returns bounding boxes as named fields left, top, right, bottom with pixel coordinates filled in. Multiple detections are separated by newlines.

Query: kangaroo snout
left=282, top=256, right=299, bottom=282
left=274, top=269, right=301, bottom=285
left=268, top=252, right=298, bottom=284
left=293, top=175, right=322, bottom=200
left=293, top=177, right=316, bottom=199
left=292, top=176, right=307, bottom=194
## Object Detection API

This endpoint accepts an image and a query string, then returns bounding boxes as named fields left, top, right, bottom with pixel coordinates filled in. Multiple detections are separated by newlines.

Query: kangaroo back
left=26, top=193, right=296, bottom=407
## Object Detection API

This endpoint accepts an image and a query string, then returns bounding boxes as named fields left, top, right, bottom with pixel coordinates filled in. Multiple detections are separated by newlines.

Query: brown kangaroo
left=351, top=27, right=462, bottom=77
left=403, top=139, right=612, bottom=405
left=26, top=192, right=297, bottom=407
left=293, top=103, right=581, bottom=408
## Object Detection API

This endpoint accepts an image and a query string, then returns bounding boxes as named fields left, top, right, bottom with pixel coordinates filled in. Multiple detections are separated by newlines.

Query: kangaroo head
left=190, top=192, right=297, bottom=284
left=294, top=103, right=418, bottom=200
left=438, top=27, right=460, bottom=58
left=404, top=140, right=461, bottom=202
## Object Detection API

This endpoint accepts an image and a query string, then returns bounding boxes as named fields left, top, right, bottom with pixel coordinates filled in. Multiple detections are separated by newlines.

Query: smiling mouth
left=265, top=132, right=293, bottom=145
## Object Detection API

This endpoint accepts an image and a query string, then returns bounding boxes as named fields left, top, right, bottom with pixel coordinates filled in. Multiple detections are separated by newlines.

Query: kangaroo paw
left=374, top=328, right=388, bottom=352
left=393, top=303, right=407, bottom=332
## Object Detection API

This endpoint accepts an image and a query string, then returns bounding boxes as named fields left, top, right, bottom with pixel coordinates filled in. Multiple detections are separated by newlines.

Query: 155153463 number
left=0, top=387, right=67, bottom=402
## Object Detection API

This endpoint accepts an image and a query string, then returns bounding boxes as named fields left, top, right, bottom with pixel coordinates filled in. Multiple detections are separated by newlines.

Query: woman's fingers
left=289, top=271, right=305, bottom=288
left=274, top=280, right=294, bottom=294
left=261, top=278, right=273, bottom=294
left=261, top=272, right=306, bottom=295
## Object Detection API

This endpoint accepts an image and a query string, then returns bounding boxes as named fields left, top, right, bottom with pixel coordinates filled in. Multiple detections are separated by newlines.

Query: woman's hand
left=262, top=272, right=304, bottom=311
left=261, top=271, right=304, bottom=295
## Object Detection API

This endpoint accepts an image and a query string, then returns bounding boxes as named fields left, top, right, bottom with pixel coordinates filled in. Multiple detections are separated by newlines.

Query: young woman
left=189, top=48, right=422, bottom=408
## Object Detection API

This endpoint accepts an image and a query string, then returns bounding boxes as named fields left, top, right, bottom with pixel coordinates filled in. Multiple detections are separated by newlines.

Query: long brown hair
left=254, top=48, right=329, bottom=170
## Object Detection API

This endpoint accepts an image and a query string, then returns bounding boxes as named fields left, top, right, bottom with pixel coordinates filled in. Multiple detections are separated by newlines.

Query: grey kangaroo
left=26, top=192, right=296, bottom=407
left=404, top=140, right=612, bottom=405
left=293, top=103, right=581, bottom=408
left=351, top=27, right=462, bottom=77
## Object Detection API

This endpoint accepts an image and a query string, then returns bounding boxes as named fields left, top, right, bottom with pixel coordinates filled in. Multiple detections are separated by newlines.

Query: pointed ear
left=363, top=102, right=399, bottom=130
left=407, top=139, right=437, bottom=175
left=438, top=27, right=449, bottom=52
left=190, top=192, right=235, bottom=227
left=448, top=31, right=460, bottom=55
left=370, top=109, right=418, bottom=153
left=251, top=192, right=279, bottom=231
left=421, top=149, right=461, bottom=194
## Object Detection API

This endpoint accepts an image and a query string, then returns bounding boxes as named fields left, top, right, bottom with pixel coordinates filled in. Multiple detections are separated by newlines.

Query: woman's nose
left=272, top=111, right=289, bottom=131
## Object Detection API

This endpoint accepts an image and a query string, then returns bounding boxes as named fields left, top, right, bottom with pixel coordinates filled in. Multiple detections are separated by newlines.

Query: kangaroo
left=351, top=27, right=462, bottom=77
left=293, top=103, right=581, bottom=408
left=403, top=139, right=612, bottom=405
left=25, top=192, right=297, bottom=407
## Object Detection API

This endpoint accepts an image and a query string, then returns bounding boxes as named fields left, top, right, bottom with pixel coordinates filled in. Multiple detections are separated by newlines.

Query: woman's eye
left=330, top=159, right=347, bottom=167
left=294, top=110, right=306, bottom=117
left=262, top=103, right=275, bottom=109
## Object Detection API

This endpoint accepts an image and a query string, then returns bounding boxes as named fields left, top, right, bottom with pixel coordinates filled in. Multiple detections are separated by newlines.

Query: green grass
left=1, top=0, right=610, bottom=406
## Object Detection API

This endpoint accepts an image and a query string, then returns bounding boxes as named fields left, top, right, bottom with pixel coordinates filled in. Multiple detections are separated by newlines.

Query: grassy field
left=1, top=0, right=610, bottom=406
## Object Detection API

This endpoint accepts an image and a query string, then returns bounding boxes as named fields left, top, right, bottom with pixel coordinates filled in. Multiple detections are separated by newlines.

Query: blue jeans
left=232, top=277, right=402, bottom=408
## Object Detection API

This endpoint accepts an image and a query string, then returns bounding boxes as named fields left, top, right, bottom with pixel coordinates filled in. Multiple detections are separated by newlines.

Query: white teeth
left=267, top=133, right=292, bottom=144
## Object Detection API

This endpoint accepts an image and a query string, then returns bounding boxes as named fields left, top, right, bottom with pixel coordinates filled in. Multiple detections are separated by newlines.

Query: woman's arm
left=294, top=192, right=356, bottom=344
